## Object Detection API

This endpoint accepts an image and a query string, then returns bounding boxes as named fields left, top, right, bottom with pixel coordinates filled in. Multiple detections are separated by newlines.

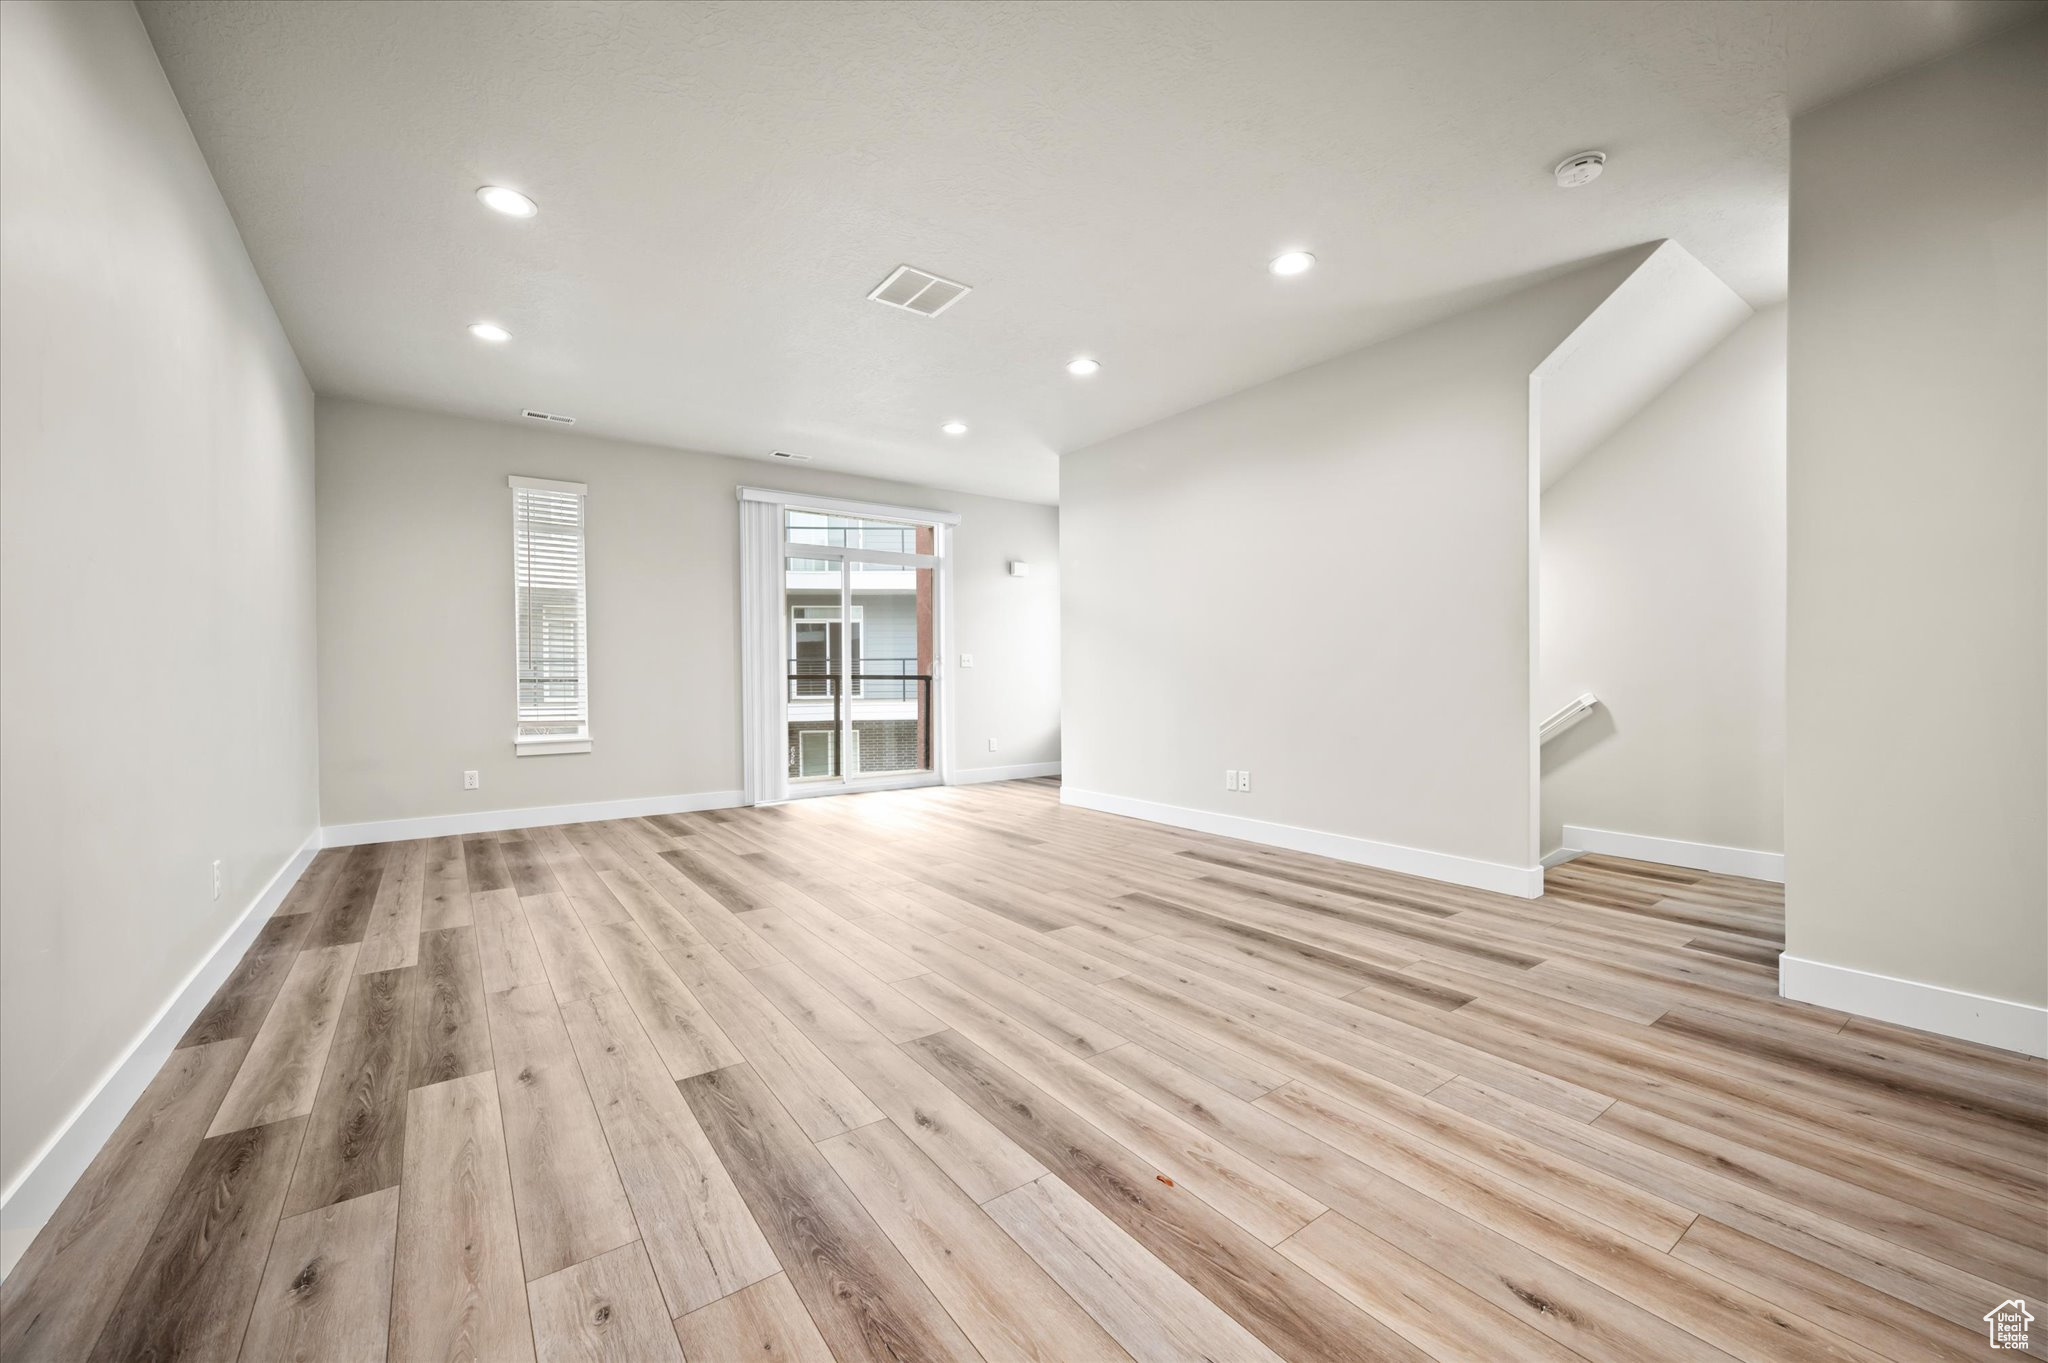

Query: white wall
left=1536, top=241, right=1753, bottom=491
left=0, top=0, right=318, bottom=1205
left=1061, top=250, right=1646, bottom=892
left=1785, top=23, right=2047, bottom=1035
left=315, top=399, right=1060, bottom=829
left=1540, top=307, right=1786, bottom=859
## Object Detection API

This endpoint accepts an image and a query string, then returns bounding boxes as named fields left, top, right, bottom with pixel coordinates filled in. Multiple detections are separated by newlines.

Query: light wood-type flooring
left=3, top=778, right=2044, bottom=1362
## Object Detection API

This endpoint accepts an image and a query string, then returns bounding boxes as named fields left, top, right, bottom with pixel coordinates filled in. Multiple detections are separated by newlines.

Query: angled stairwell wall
left=1062, top=246, right=1658, bottom=897
left=1535, top=270, right=1787, bottom=876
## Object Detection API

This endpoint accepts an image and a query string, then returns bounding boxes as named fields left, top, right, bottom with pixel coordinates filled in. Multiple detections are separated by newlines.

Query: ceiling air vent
left=770, top=450, right=813, bottom=462
left=520, top=408, right=576, bottom=426
left=867, top=264, right=972, bottom=318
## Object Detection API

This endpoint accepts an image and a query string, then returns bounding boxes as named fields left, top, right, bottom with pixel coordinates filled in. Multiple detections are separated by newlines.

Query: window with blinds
left=510, top=475, right=590, bottom=753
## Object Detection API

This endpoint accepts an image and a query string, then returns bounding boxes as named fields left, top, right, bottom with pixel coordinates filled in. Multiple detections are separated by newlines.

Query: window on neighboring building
left=789, top=603, right=863, bottom=699
left=511, top=475, right=590, bottom=754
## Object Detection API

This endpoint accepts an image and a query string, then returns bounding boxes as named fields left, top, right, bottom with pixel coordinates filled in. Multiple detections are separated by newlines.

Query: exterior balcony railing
left=786, top=525, right=919, bottom=552
left=785, top=660, right=933, bottom=779
left=787, top=656, right=924, bottom=702
left=785, top=524, right=923, bottom=573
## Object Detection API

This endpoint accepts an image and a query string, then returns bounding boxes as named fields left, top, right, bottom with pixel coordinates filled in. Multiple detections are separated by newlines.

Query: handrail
left=1540, top=693, right=1599, bottom=744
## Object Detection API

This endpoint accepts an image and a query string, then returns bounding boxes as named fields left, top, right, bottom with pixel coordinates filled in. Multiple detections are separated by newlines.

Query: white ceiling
left=1537, top=240, right=1753, bottom=489
left=137, top=0, right=2042, bottom=504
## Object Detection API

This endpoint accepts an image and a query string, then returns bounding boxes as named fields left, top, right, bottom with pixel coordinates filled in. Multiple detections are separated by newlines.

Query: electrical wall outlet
left=1239, top=769, right=1252, bottom=793
left=959, top=653, right=975, bottom=668
left=212, top=859, right=222, bottom=900
left=463, top=770, right=480, bottom=790
left=987, top=737, right=998, bottom=752
left=1225, top=769, right=1238, bottom=791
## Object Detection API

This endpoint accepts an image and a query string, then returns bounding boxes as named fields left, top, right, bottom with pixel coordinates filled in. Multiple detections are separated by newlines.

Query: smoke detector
left=867, top=264, right=972, bottom=317
left=520, top=408, right=576, bottom=426
left=1553, top=151, right=1607, bottom=188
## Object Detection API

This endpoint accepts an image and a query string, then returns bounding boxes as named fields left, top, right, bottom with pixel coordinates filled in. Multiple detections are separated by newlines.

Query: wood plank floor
left=3, top=778, right=2043, bottom=1362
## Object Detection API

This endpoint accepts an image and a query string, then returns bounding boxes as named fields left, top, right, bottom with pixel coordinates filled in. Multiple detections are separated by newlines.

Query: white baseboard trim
left=321, top=789, right=746, bottom=847
left=779, top=773, right=938, bottom=801
left=323, top=771, right=1060, bottom=845
left=1561, top=824, right=1784, bottom=883
left=1780, top=954, right=2048, bottom=1058
left=1061, top=787, right=1543, bottom=898
left=0, top=829, right=321, bottom=1278
left=952, top=761, right=1062, bottom=785
left=1540, top=847, right=1584, bottom=869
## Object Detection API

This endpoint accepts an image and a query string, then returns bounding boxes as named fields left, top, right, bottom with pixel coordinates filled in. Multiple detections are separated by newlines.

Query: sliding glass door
left=781, top=507, right=940, bottom=792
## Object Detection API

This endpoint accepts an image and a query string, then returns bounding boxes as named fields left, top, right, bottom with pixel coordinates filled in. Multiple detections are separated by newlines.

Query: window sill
left=515, top=735, right=593, bottom=756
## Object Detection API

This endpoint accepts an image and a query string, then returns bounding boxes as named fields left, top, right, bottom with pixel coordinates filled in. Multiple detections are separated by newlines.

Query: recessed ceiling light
left=1269, top=251, right=1316, bottom=276
left=1553, top=151, right=1607, bottom=188
left=468, top=321, right=511, bottom=342
left=941, top=421, right=969, bottom=436
left=476, top=185, right=537, bottom=218
left=1066, top=357, right=1100, bottom=377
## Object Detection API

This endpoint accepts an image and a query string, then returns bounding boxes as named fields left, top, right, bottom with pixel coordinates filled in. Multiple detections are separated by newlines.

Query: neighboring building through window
left=790, top=603, right=863, bottom=699
left=782, top=506, right=936, bottom=782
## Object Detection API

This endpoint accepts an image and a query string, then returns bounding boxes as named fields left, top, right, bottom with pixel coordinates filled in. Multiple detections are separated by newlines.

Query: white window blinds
left=511, top=475, right=589, bottom=750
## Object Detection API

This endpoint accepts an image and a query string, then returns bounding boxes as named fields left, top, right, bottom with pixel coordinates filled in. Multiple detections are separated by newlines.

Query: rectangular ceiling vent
left=770, top=449, right=813, bottom=462
left=521, top=408, right=576, bottom=426
left=867, top=264, right=972, bottom=318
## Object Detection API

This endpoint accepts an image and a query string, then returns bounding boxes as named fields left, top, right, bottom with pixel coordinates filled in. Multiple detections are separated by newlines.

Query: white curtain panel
left=738, top=496, right=787, bottom=805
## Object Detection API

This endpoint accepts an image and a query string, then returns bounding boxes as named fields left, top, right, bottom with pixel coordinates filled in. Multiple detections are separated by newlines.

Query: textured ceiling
left=137, top=0, right=2043, bottom=503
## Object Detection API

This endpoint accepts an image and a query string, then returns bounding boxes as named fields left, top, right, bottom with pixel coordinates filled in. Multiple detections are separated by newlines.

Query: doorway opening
left=776, top=503, right=943, bottom=796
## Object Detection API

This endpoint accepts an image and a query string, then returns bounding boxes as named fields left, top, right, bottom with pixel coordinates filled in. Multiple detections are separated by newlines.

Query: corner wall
left=314, top=399, right=1060, bottom=832
left=1785, top=22, right=2047, bottom=1051
left=1540, top=307, right=1786, bottom=864
left=0, top=0, right=320, bottom=1219
left=1060, top=251, right=1646, bottom=894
